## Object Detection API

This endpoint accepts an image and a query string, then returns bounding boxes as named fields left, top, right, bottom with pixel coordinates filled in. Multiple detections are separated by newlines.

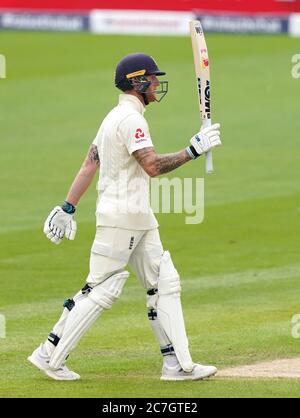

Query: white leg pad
left=147, top=292, right=173, bottom=349
left=149, top=312, right=172, bottom=348
left=157, top=251, right=194, bottom=372
left=49, top=271, right=129, bottom=369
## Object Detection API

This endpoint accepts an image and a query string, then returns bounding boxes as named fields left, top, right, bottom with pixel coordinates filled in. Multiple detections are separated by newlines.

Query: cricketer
left=28, top=53, right=221, bottom=381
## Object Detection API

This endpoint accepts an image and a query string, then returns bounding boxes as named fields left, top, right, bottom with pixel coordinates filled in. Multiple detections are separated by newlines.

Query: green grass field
left=0, top=31, right=300, bottom=398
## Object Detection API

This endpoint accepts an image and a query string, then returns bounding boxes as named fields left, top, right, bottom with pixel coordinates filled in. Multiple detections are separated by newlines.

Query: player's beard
left=146, top=91, right=157, bottom=103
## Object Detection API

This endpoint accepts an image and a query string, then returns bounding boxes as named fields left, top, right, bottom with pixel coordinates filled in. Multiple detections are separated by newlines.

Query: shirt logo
left=135, top=128, right=145, bottom=139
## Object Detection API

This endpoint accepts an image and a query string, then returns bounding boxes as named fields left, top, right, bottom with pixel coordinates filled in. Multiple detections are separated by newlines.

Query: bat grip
left=202, top=119, right=214, bottom=174
left=205, top=151, right=213, bottom=173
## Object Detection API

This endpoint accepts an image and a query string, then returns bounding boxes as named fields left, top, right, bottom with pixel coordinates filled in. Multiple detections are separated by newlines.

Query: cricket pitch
left=218, top=358, right=300, bottom=379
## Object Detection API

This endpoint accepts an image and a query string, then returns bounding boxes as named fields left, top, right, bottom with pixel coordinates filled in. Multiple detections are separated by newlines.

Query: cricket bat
left=189, top=20, right=213, bottom=173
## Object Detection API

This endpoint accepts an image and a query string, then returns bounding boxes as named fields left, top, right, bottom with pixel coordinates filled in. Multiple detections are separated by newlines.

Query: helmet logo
left=126, top=69, right=146, bottom=79
left=135, top=128, right=145, bottom=139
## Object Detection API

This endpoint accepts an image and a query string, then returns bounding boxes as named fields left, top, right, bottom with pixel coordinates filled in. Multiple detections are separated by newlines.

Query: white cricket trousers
left=46, top=225, right=177, bottom=364
left=87, top=226, right=164, bottom=290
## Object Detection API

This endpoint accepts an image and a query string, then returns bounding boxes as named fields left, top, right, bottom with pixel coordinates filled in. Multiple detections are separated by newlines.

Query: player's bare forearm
left=154, top=150, right=191, bottom=175
left=133, top=147, right=191, bottom=177
left=66, top=171, right=95, bottom=206
left=66, top=144, right=100, bottom=206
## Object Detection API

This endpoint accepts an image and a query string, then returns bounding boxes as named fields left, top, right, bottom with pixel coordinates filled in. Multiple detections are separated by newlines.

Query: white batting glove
left=43, top=206, right=77, bottom=245
left=188, top=123, right=221, bottom=158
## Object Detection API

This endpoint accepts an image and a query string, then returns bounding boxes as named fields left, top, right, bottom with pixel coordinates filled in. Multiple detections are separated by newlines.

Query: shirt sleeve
left=119, top=113, right=154, bottom=155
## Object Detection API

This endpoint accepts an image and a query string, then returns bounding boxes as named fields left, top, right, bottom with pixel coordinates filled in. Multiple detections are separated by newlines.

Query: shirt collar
left=119, top=93, right=146, bottom=115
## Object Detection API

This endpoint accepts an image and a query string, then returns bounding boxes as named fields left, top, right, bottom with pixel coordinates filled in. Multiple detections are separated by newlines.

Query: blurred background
left=0, top=0, right=300, bottom=36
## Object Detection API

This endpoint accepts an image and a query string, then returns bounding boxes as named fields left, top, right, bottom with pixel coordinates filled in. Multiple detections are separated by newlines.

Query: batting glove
left=187, top=123, right=221, bottom=159
left=43, top=205, right=77, bottom=245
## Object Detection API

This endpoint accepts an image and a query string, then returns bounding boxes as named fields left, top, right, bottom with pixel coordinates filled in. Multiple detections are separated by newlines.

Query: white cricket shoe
left=28, top=344, right=80, bottom=381
left=160, top=363, right=217, bottom=381
left=44, top=366, right=80, bottom=381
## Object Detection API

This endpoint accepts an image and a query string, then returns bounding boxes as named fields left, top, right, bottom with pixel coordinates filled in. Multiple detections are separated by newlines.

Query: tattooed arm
left=65, top=144, right=100, bottom=206
left=133, top=147, right=192, bottom=177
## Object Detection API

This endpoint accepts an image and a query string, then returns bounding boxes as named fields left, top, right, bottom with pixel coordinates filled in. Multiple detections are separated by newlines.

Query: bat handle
left=202, top=119, right=214, bottom=174
left=205, top=150, right=214, bottom=174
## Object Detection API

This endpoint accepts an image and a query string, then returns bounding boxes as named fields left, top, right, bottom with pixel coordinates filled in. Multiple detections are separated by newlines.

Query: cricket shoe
left=160, top=363, right=217, bottom=381
left=28, top=344, right=80, bottom=381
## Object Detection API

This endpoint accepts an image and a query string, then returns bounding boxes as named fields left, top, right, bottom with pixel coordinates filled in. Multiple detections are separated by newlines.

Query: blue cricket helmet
left=115, top=53, right=166, bottom=90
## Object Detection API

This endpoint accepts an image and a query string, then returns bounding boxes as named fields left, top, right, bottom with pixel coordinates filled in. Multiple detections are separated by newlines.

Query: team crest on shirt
left=135, top=128, right=145, bottom=139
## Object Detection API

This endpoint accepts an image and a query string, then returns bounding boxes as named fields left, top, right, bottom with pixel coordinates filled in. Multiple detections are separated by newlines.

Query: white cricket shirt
left=92, top=94, right=158, bottom=230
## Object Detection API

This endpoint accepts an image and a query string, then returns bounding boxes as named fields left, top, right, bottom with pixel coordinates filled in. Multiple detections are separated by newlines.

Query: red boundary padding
left=0, top=0, right=300, bottom=13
